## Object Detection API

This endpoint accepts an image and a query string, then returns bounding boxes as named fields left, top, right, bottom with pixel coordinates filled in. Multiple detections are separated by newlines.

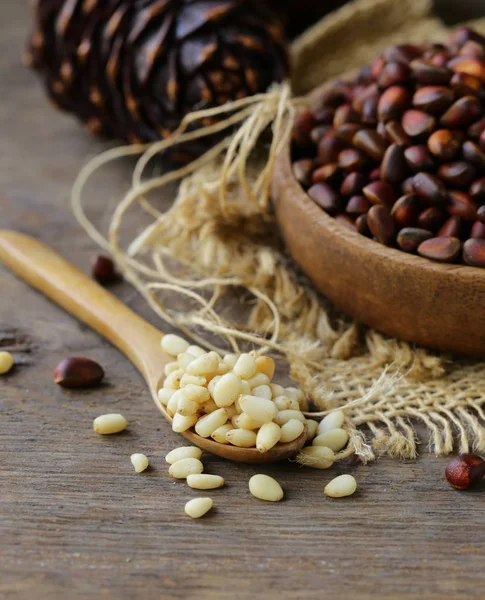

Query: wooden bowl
left=272, top=90, right=485, bottom=357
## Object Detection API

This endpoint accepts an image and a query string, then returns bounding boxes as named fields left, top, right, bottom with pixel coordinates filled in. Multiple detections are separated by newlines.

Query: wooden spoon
left=0, top=230, right=306, bottom=463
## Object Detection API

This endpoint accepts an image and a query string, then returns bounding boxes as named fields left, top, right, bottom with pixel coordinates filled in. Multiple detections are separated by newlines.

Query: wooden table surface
left=2, top=1, right=485, bottom=599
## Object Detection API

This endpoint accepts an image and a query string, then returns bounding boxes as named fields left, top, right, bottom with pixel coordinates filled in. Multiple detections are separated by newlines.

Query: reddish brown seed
left=438, top=162, right=476, bottom=188
left=440, top=96, right=483, bottom=128
left=418, top=207, right=447, bottom=231
left=450, top=26, right=485, bottom=48
left=391, top=194, right=421, bottom=228
left=369, top=167, right=381, bottom=181
left=477, top=205, right=485, bottom=224
left=353, top=129, right=388, bottom=161
left=377, top=86, right=411, bottom=121
left=427, top=129, right=461, bottom=161
left=362, top=181, right=397, bottom=208
left=91, top=255, right=120, bottom=284
left=402, top=110, right=436, bottom=137
left=404, top=146, right=435, bottom=172
left=381, top=144, right=407, bottom=184
left=340, top=172, right=367, bottom=197
left=431, top=53, right=451, bottom=68
left=463, top=141, right=485, bottom=170
left=468, top=116, right=485, bottom=139
left=450, top=56, right=485, bottom=83
left=308, top=183, right=342, bottom=215
left=459, top=40, right=485, bottom=58
left=450, top=72, right=483, bottom=97
left=367, top=205, right=396, bottom=245
left=293, top=110, right=317, bottom=136
left=396, top=227, right=433, bottom=253
left=480, top=130, right=485, bottom=152
left=470, top=220, right=485, bottom=239
left=383, top=44, right=423, bottom=65
left=313, top=108, right=335, bottom=125
left=335, top=214, right=357, bottom=232
left=346, top=195, right=371, bottom=215
left=385, top=121, right=412, bottom=146
left=333, top=104, right=360, bottom=129
left=445, top=454, right=485, bottom=489
left=317, top=134, right=346, bottom=164
left=464, top=238, right=485, bottom=267
left=376, top=121, right=388, bottom=140
left=311, top=163, right=340, bottom=186
left=378, top=61, right=411, bottom=88
left=438, top=216, right=462, bottom=238
left=361, top=95, right=379, bottom=125
left=470, top=178, right=485, bottom=204
left=447, top=191, right=477, bottom=221
left=317, top=86, right=348, bottom=108
left=412, top=86, right=455, bottom=114
left=413, top=172, right=449, bottom=206
left=310, top=126, right=332, bottom=144
left=54, top=357, right=105, bottom=389
left=292, top=159, right=313, bottom=187
left=352, top=83, right=378, bottom=113
left=371, top=56, right=386, bottom=81
left=410, top=59, right=452, bottom=85
left=355, top=214, right=370, bottom=236
left=335, top=123, right=361, bottom=144
left=338, top=148, right=367, bottom=172
left=401, top=177, right=416, bottom=195
left=417, top=237, right=462, bottom=262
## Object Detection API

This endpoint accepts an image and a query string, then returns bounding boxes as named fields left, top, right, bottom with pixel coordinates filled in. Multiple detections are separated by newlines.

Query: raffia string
left=72, top=0, right=485, bottom=463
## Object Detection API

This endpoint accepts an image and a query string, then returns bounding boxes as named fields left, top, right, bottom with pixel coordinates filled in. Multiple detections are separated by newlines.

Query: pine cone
left=26, top=0, right=288, bottom=155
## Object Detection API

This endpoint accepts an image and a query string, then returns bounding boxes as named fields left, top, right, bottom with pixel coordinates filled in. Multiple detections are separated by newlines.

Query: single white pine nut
left=180, top=374, right=207, bottom=387
left=167, top=389, right=187, bottom=416
left=240, top=380, right=251, bottom=395
left=313, top=428, right=349, bottom=452
left=249, top=474, right=284, bottom=502
left=178, top=352, right=196, bottom=370
left=256, top=422, right=281, bottom=452
left=186, top=474, right=224, bottom=490
left=164, top=369, right=185, bottom=390
left=130, top=453, right=149, bottom=473
left=223, top=353, right=238, bottom=368
left=270, top=383, right=285, bottom=398
left=274, top=410, right=306, bottom=426
left=225, top=405, right=238, bottom=418
left=208, top=376, right=222, bottom=397
left=216, top=362, right=231, bottom=376
left=306, top=419, right=319, bottom=441
left=186, top=352, right=220, bottom=376
left=169, top=458, right=204, bottom=479
left=274, top=396, right=292, bottom=411
left=184, top=497, right=213, bottom=518
left=213, top=373, right=241, bottom=407
left=287, top=398, right=301, bottom=411
left=280, top=419, right=305, bottom=443
left=285, top=387, right=309, bottom=410
left=184, top=384, right=210, bottom=404
left=211, top=424, right=233, bottom=444
left=165, top=446, right=202, bottom=464
left=164, top=361, right=180, bottom=376
left=233, top=413, right=267, bottom=430
left=177, top=395, right=199, bottom=417
left=226, top=428, right=257, bottom=447
left=247, top=373, right=270, bottom=389
left=161, top=334, right=190, bottom=357
left=239, top=395, right=277, bottom=423
left=234, top=397, right=242, bottom=413
left=93, top=413, right=127, bottom=435
left=296, top=446, right=334, bottom=469
left=195, top=408, right=228, bottom=438
left=252, top=385, right=272, bottom=400
left=324, top=474, right=357, bottom=498
left=255, top=356, right=275, bottom=379
left=172, top=412, right=198, bottom=433
left=158, top=388, right=175, bottom=406
left=233, top=353, right=257, bottom=379
left=187, top=345, right=207, bottom=358
left=202, top=399, right=219, bottom=414
left=0, top=351, right=14, bottom=375
left=318, top=410, right=345, bottom=435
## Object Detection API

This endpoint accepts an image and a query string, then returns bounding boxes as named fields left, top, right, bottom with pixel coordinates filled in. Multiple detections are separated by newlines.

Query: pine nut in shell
left=93, top=414, right=127, bottom=435
left=0, top=351, right=14, bottom=375
left=296, top=446, right=334, bottom=469
left=161, top=334, right=190, bottom=357
left=185, top=497, right=213, bottom=519
left=313, top=428, right=349, bottom=452
left=280, top=419, right=305, bottom=443
left=249, top=474, right=284, bottom=502
left=256, top=422, right=282, bottom=452
left=187, top=474, right=225, bottom=490
left=169, top=458, right=204, bottom=479
left=165, top=446, right=202, bottom=464
left=324, top=474, right=357, bottom=498
left=130, top=453, right=149, bottom=473
left=195, top=408, right=228, bottom=438
left=318, top=410, right=345, bottom=435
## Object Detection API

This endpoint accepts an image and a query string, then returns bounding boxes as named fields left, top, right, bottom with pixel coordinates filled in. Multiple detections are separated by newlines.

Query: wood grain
left=2, top=1, right=485, bottom=599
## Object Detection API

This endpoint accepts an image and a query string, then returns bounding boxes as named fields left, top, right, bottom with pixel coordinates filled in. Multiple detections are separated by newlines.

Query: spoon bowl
left=0, top=230, right=307, bottom=464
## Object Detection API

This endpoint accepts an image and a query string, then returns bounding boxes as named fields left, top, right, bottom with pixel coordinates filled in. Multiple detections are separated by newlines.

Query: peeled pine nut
left=256, top=422, right=281, bottom=452
left=239, top=395, right=277, bottom=423
left=324, top=474, right=357, bottom=498
left=211, top=424, right=233, bottom=444
left=270, top=383, right=285, bottom=398
left=185, top=497, right=213, bottom=519
left=226, top=428, right=257, bottom=448
left=164, top=369, right=185, bottom=389
left=223, top=353, right=238, bottom=368
left=274, top=396, right=292, bottom=411
left=225, top=405, right=238, bottom=418
left=274, top=410, right=306, bottom=426
left=306, top=419, right=319, bottom=441
left=318, top=410, right=345, bottom=435
left=195, top=408, right=228, bottom=438
left=93, top=413, right=127, bottom=435
left=213, top=373, right=241, bottom=407
left=280, top=419, right=305, bottom=443
left=167, top=389, right=186, bottom=416
left=130, top=453, right=149, bottom=473
left=172, top=413, right=198, bottom=433
left=208, top=376, right=221, bottom=397
left=169, top=457, right=204, bottom=479
left=177, top=395, right=199, bottom=417
left=184, top=384, right=210, bottom=404
left=255, top=356, right=275, bottom=379
left=158, top=388, right=175, bottom=406
left=187, top=345, right=206, bottom=358
left=313, top=428, right=349, bottom=452
left=286, top=387, right=308, bottom=411
left=180, top=374, right=206, bottom=387
left=186, top=351, right=220, bottom=376
left=247, top=373, right=270, bottom=389
left=178, top=352, right=195, bottom=370
left=287, top=398, right=301, bottom=411
left=240, top=380, right=251, bottom=395
left=0, top=351, right=14, bottom=375
left=165, top=446, right=202, bottom=464
left=296, top=446, right=334, bottom=469
left=164, top=361, right=180, bottom=376
left=215, top=362, right=230, bottom=376
left=202, top=399, right=219, bottom=414
left=233, top=353, right=257, bottom=379
left=252, top=385, right=272, bottom=400
left=249, top=474, right=284, bottom=502
left=233, top=413, right=267, bottom=430
left=161, top=334, right=190, bottom=357
left=187, top=474, right=225, bottom=490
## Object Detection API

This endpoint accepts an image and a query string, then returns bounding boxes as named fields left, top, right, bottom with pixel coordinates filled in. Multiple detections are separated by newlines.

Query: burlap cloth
left=72, top=0, right=485, bottom=463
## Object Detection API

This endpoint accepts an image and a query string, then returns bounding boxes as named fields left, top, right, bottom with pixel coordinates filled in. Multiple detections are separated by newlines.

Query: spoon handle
left=0, top=230, right=166, bottom=383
